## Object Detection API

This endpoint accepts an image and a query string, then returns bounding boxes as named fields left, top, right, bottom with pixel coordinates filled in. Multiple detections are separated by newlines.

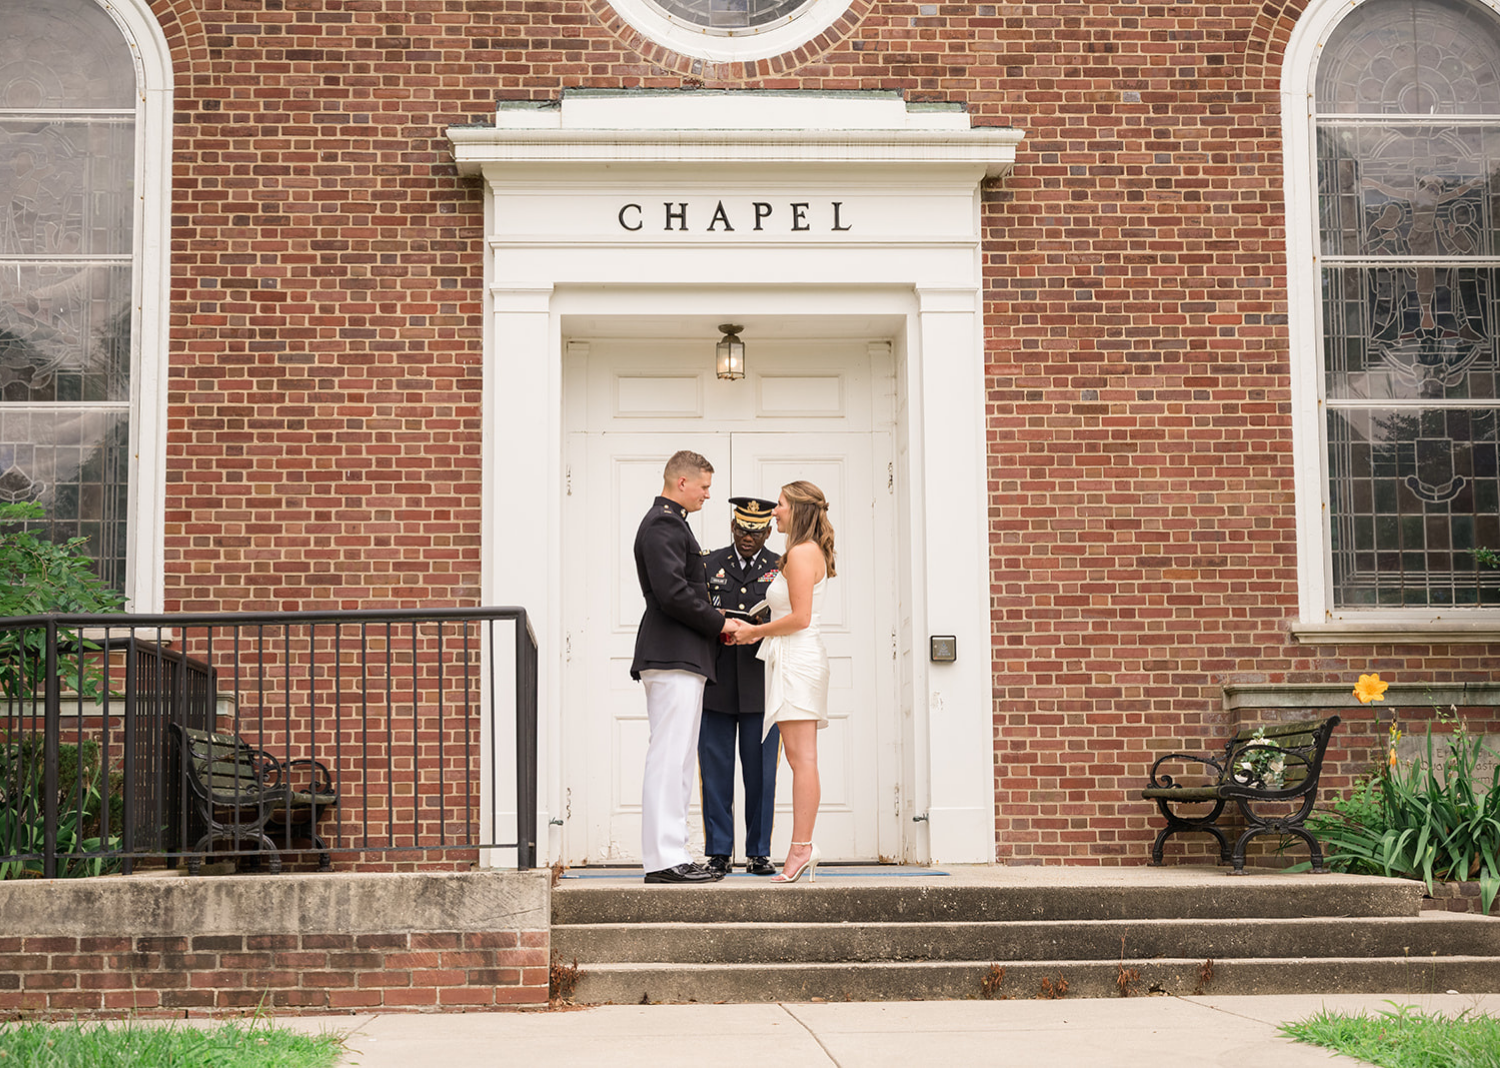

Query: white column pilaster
left=480, top=282, right=558, bottom=867
left=914, top=285, right=995, bottom=863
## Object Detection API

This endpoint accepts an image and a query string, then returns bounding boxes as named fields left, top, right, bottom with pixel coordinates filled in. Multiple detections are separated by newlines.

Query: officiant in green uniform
left=699, top=497, right=781, bottom=877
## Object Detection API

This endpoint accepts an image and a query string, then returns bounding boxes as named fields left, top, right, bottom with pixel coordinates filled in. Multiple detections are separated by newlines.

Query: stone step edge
left=555, top=913, right=1490, bottom=932
left=551, top=885, right=1426, bottom=924
left=568, top=956, right=1500, bottom=1001
left=581, top=955, right=1500, bottom=972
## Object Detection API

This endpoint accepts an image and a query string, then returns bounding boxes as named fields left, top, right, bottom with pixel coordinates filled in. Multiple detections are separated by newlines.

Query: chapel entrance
left=560, top=333, right=900, bottom=866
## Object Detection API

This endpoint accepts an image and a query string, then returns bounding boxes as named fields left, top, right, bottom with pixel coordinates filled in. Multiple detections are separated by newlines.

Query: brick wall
left=0, top=930, right=546, bottom=1016
left=134, top=0, right=1500, bottom=865
left=0, top=870, right=551, bottom=1018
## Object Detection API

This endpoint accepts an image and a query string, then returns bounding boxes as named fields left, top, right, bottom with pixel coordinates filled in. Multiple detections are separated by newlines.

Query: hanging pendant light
left=715, top=323, right=745, bottom=381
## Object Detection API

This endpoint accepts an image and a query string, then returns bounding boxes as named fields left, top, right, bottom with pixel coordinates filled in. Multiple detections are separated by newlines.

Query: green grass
left=1280, top=1003, right=1500, bottom=1068
left=0, top=1019, right=345, bottom=1068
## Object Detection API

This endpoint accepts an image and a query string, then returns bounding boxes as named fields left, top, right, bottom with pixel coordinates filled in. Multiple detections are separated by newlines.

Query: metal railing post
left=41, top=619, right=59, bottom=879
left=514, top=612, right=537, bottom=870
left=121, top=637, right=138, bottom=874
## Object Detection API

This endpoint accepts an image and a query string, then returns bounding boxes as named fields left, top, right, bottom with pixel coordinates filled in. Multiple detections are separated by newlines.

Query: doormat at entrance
left=560, top=867, right=950, bottom=879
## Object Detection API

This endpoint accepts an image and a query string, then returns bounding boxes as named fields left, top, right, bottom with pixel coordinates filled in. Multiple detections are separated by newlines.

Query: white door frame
left=561, top=339, right=899, bottom=865
left=449, top=90, right=1022, bottom=865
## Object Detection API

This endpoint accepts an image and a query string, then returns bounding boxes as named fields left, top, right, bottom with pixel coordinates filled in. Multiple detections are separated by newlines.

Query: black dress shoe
left=644, top=863, right=718, bottom=884
left=705, top=855, right=731, bottom=876
left=746, top=856, right=776, bottom=876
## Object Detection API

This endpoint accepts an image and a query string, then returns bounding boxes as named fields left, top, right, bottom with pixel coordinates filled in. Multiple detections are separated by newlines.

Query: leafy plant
left=1308, top=674, right=1500, bottom=914
left=1473, top=547, right=1499, bottom=569
left=0, top=736, right=124, bottom=880
left=0, top=501, right=125, bottom=699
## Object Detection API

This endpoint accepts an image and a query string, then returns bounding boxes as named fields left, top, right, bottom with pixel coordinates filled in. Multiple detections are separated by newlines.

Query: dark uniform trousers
left=699, top=545, right=780, bottom=859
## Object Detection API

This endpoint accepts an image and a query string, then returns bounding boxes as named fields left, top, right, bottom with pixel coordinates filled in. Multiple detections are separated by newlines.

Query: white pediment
left=448, top=90, right=1023, bottom=179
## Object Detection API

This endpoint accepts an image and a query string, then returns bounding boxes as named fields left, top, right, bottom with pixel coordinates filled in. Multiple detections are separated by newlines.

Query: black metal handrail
left=0, top=607, right=538, bottom=877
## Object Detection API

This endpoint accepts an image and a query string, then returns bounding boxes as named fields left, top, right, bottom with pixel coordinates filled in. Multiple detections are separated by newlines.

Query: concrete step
left=550, top=867, right=1489, bottom=1002
left=552, top=875, right=1425, bottom=925
left=571, top=955, right=1500, bottom=1004
left=553, top=914, right=1500, bottom=965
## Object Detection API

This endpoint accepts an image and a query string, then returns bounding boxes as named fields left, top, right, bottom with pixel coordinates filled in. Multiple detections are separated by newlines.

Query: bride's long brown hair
left=777, top=480, right=837, bottom=578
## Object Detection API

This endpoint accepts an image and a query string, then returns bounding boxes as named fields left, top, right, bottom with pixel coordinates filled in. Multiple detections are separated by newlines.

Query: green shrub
left=0, top=500, right=125, bottom=699
left=0, top=736, right=124, bottom=880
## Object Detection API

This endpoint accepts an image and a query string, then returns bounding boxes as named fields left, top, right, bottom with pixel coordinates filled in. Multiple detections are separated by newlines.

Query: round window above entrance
left=606, top=0, right=854, bottom=61
left=645, top=0, right=814, bottom=33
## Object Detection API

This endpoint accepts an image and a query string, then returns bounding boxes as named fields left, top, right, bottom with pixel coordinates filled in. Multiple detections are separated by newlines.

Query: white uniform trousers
left=639, top=668, right=707, bottom=873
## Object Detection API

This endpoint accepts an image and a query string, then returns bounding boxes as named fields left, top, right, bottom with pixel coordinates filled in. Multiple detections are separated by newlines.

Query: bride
left=731, top=480, right=835, bottom=883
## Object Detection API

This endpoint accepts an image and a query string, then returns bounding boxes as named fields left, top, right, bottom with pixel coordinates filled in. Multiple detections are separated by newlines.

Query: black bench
left=1140, top=715, right=1341, bottom=873
left=170, top=724, right=338, bottom=874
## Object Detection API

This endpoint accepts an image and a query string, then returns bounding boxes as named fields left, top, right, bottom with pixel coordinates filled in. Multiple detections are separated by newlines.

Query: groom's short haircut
left=663, top=450, right=714, bottom=481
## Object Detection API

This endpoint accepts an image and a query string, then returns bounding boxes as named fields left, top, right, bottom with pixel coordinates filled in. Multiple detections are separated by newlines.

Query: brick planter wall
left=0, top=870, right=550, bottom=1018
left=1422, top=881, right=1497, bottom=916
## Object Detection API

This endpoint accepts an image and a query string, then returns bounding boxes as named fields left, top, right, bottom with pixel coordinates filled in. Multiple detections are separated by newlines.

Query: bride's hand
left=734, top=625, right=760, bottom=645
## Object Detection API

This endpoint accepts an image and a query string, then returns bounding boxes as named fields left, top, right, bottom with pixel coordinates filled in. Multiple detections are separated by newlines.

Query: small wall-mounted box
left=929, top=635, right=956, bottom=662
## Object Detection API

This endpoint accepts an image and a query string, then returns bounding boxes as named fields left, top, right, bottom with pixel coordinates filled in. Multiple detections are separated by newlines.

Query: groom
left=630, top=450, right=742, bottom=884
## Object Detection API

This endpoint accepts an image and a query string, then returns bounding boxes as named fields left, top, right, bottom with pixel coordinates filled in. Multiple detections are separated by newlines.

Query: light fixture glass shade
left=715, top=324, right=745, bottom=381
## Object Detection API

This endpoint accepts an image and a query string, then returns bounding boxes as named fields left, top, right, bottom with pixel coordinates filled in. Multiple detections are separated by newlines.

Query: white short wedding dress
left=757, top=571, right=830, bottom=741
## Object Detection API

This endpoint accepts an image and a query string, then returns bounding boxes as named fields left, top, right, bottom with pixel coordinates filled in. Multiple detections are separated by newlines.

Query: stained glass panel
left=0, top=408, right=128, bottom=590
left=0, top=121, right=135, bottom=257
left=1317, top=0, right=1500, bottom=114
left=1317, top=125, right=1498, bottom=257
left=0, top=0, right=134, bottom=109
left=1322, top=266, right=1500, bottom=400
left=1328, top=407, right=1500, bottom=605
left=646, top=0, right=815, bottom=32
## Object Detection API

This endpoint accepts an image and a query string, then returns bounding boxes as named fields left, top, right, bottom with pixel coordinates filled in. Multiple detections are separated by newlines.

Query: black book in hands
left=723, top=599, right=769, bottom=623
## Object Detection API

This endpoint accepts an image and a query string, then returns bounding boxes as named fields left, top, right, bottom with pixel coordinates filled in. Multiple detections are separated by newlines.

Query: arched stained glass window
left=0, top=0, right=140, bottom=594
left=1315, top=0, right=1500, bottom=608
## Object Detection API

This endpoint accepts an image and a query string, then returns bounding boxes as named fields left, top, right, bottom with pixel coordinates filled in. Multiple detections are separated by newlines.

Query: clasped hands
left=719, top=617, right=761, bottom=646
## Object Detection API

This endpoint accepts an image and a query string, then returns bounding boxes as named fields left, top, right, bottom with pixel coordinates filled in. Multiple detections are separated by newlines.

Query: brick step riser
left=570, top=957, right=1500, bottom=1004
left=553, top=916, right=1500, bottom=965
left=551, top=882, right=1424, bottom=925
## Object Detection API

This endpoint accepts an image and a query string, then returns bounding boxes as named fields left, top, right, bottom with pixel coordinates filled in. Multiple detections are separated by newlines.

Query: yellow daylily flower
left=1353, top=673, right=1389, bottom=704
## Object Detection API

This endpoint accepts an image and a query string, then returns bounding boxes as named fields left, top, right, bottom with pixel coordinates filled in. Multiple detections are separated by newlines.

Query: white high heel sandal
left=771, top=841, right=821, bottom=884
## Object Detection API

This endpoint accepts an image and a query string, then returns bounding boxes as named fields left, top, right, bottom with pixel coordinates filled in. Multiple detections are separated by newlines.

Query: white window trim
left=1281, top=0, right=1500, bottom=640
left=99, top=0, right=173, bottom=613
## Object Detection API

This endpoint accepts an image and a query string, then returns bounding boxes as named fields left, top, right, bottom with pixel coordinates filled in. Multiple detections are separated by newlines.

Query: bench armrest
left=1147, top=752, right=1223, bottom=789
left=242, top=747, right=286, bottom=791
left=283, top=757, right=335, bottom=796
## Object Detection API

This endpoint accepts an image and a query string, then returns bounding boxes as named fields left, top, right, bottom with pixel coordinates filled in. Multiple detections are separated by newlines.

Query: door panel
left=572, top=433, right=723, bottom=865
left=730, top=433, right=887, bottom=862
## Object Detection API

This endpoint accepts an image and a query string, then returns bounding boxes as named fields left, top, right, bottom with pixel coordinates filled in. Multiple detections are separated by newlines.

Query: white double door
left=563, top=351, right=898, bottom=866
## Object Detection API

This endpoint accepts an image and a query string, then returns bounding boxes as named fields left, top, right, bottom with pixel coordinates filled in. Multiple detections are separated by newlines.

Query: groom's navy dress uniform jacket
left=630, top=496, right=723, bottom=682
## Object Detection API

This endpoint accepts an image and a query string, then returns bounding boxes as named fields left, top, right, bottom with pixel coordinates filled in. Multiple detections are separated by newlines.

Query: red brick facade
left=0, top=930, right=548, bottom=1016
left=131, top=0, right=1500, bottom=864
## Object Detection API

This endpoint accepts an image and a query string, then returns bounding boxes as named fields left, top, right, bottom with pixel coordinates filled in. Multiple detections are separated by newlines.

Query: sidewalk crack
left=778, top=1003, right=843, bottom=1066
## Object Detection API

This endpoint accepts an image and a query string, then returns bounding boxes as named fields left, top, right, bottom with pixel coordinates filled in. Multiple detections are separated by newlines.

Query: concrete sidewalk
left=270, top=992, right=1500, bottom=1067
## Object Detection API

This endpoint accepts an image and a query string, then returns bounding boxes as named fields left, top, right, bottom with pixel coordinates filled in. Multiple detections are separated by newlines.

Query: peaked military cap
left=730, top=496, right=776, bottom=530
